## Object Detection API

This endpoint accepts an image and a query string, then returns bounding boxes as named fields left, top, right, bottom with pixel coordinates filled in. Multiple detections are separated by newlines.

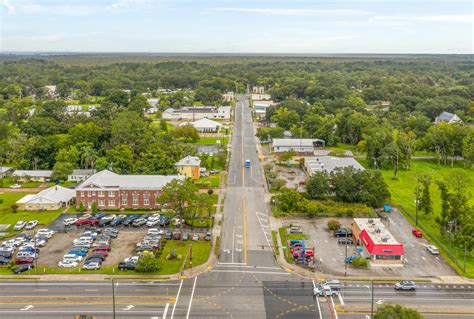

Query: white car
left=25, top=220, right=39, bottom=230
left=13, top=237, right=26, bottom=246
left=63, top=218, right=78, bottom=226
left=36, top=229, right=55, bottom=238
left=313, top=285, right=339, bottom=297
left=13, top=221, right=27, bottom=231
left=172, top=218, right=184, bottom=226
left=148, top=228, right=164, bottom=235
left=58, top=260, right=78, bottom=268
left=2, top=239, right=16, bottom=247
left=9, top=184, right=21, bottom=189
left=62, top=254, right=83, bottom=263
left=124, top=255, right=140, bottom=264
left=17, top=251, right=38, bottom=259
left=82, top=262, right=101, bottom=270
left=426, top=245, right=439, bottom=255
left=29, top=239, right=46, bottom=247
left=146, top=219, right=160, bottom=227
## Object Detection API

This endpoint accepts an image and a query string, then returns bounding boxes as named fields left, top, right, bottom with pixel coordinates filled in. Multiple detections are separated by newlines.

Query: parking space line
left=163, top=302, right=169, bottom=319
left=330, top=296, right=338, bottom=319
left=338, top=293, right=345, bottom=306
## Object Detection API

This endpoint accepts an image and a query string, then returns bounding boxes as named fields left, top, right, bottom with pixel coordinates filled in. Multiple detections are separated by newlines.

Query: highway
left=1, top=95, right=473, bottom=318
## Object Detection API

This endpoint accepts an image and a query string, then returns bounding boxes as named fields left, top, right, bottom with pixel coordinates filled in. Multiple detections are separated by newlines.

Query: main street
left=0, top=96, right=473, bottom=318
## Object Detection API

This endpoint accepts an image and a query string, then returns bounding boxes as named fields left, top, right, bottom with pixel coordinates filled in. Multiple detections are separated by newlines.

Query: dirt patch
left=36, top=232, right=81, bottom=267
left=102, top=230, right=147, bottom=266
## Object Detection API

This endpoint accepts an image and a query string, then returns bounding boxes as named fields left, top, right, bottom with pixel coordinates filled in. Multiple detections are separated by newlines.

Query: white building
left=13, top=170, right=53, bottom=182
left=223, top=92, right=234, bottom=102
left=181, top=118, right=222, bottom=133
left=16, top=185, right=75, bottom=211
left=0, top=167, right=13, bottom=178
left=303, top=156, right=365, bottom=176
left=162, top=106, right=231, bottom=120
left=271, top=139, right=325, bottom=155
left=252, top=86, right=265, bottom=94
left=435, top=112, right=463, bottom=124
left=68, top=169, right=97, bottom=182
left=251, top=93, right=272, bottom=101
left=44, top=85, right=57, bottom=98
left=147, top=98, right=160, bottom=106
left=66, top=105, right=82, bottom=112
left=254, top=100, right=275, bottom=118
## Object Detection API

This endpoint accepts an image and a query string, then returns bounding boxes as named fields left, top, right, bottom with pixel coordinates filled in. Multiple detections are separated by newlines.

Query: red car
left=92, top=249, right=109, bottom=256
left=76, top=219, right=99, bottom=226
left=412, top=229, right=422, bottom=238
left=16, top=257, right=34, bottom=264
left=93, top=245, right=111, bottom=252
left=292, top=249, right=314, bottom=258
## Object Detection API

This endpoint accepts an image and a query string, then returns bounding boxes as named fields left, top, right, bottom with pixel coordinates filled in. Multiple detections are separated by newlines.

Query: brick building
left=76, top=170, right=183, bottom=210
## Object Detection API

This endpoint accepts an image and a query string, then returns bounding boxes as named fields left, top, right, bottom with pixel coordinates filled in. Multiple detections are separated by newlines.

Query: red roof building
left=352, top=218, right=404, bottom=266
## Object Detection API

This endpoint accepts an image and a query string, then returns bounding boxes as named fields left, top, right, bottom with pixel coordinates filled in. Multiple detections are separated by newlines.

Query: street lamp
left=111, top=279, right=116, bottom=319
left=364, top=280, right=374, bottom=319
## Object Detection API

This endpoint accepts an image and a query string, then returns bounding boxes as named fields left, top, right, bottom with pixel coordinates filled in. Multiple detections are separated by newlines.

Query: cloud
left=209, top=7, right=373, bottom=16
left=1, top=0, right=15, bottom=14
left=371, top=14, right=474, bottom=24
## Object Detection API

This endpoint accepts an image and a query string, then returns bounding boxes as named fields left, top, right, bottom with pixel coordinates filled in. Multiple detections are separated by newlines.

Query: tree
left=306, top=171, right=330, bottom=200
left=52, top=161, right=74, bottom=181
left=270, top=178, right=286, bottom=191
left=271, top=107, right=300, bottom=130
left=128, top=95, right=148, bottom=116
left=110, top=111, right=152, bottom=154
left=276, top=151, right=296, bottom=165
left=327, top=220, right=341, bottom=231
left=157, top=179, right=199, bottom=242
left=374, top=304, right=424, bottom=319
left=398, top=130, right=417, bottom=170
left=417, top=175, right=433, bottom=215
left=135, top=255, right=160, bottom=273
left=171, top=125, right=200, bottom=143
left=275, top=188, right=302, bottom=213
left=106, top=144, right=134, bottom=174
left=106, top=90, right=129, bottom=108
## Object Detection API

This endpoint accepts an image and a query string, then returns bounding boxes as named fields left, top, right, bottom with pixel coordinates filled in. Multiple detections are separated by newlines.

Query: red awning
left=359, top=229, right=404, bottom=255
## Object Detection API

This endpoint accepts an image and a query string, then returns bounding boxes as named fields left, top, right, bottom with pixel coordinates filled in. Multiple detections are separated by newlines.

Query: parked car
left=192, top=234, right=200, bottom=241
left=58, top=260, right=78, bottom=268
left=0, top=256, right=11, bottom=265
left=92, top=245, right=111, bottom=252
left=320, top=279, right=342, bottom=290
left=62, top=254, right=83, bottom=263
left=124, top=214, right=141, bottom=226
left=76, top=219, right=99, bottom=226
left=338, top=237, right=353, bottom=245
left=334, top=228, right=352, bottom=238
left=25, top=220, right=39, bottom=230
left=289, top=226, right=303, bottom=234
left=426, top=245, right=439, bottom=255
left=210, top=170, right=220, bottom=174
left=10, top=184, right=21, bottom=189
left=13, top=263, right=34, bottom=273
left=67, top=250, right=87, bottom=257
left=63, top=218, right=78, bottom=226
left=110, top=217, right=125, bottom=227
left=36, top=229, right=55, bottom=238
left=173, top=232, right=181, bottom=240
left=13, top=221, right=27, bottom=231
left=182, top=233, right=189, bottom=241
left=412, top=229, right=423, bottom=238
left=85, top=254, right=106, bottom=262
left=148, top=228, right=164, bottom=236
left=204, top=232, right=211, bottom=241
left=118, top=262, right=135, bottom=270
left=395, top=281, right=417, bottom=291
left=313, top=285, right=339, bottom=297
left=159, top=216, right=170, bottom=226
left=83, top=262, right=101, bottom=270
left=15, top=256, right=34, bottom=264
left=124, top=255, right=140, bottom=264
left=132, top=218, right=147, bottom=227
left=165, top=231, right=172, bottom=240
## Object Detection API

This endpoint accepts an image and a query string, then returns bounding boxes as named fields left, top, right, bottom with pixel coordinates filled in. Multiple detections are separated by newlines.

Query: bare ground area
left=36, top=232, right=80, bottom=267
left=101, top=230, right=147, bottom=266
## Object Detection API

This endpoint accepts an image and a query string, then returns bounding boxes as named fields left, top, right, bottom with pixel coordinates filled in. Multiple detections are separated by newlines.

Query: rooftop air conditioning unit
left=375, top=228, right=381, bottom=233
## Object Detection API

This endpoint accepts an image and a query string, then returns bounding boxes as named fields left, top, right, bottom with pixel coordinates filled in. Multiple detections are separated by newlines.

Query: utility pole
left=371, top=279, right=374, bottom=319
left=112, top=279, right=116, bottom=319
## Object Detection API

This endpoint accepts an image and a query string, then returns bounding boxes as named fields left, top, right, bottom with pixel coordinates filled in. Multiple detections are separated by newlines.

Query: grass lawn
left=195, top=175, right=221, bottom=189
left=359, top=159, right=474, bottom=277
left=0, top=192, right=62, bottom=239
left=0, top=177, right=44, bottom=188
left=157, top=240, right=210, bottom=275
left=272, top=230, right=279, bottom=255
left=278, top=227, right=308, bottom=264
left=186, top=217, right=212, bottom=228
left=194, top=136, right=229, bottom=145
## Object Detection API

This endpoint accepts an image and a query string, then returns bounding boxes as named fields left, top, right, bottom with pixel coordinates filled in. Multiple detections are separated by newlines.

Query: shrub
left=78, top=202, right=85, bottom=212
left=135, top=255, right=161, bottom=273
left=270, top=178, right=286, bottom=191
left=266, top=171, right=278, bottom=179
left=351, top=257, right=369, bottom=268
left=327, top=219, right=341, bottom=231
left=91, top=202, right=98, bottom=213
left=11, top=204, right=18, bottom=213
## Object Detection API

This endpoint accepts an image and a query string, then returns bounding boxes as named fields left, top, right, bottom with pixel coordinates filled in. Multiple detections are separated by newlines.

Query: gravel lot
left=102, top=230, right=147, bottom=266
left=36, top=232, right=80, bottom=267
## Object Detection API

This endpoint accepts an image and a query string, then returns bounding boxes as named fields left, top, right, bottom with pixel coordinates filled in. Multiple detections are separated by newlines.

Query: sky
left=0, top=0, right=473, bottom=54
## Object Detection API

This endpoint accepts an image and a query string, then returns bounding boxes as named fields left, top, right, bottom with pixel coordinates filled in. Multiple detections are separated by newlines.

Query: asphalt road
left=1, top=96, right=473, bottom=319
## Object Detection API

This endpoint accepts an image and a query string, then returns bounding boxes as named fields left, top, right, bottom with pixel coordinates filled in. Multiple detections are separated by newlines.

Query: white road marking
left=135, top=289, right=149, bottom=292
left=185, top=274, right=197, bottom=319
left=162, top=303, right=169, bottom=319
left=331, top=296, right=338, bottom=319
left=235, top=248, right=242, bottom=252
left=170, top=279, right=183, bottom=319
left=217, top=264, right=281, bottom=270
left=421, top=256, right=426, bottom=261
left=20, top=305, right=34, bottom=311
left=122, top=305, right=135, bottom=311
left=232, top=226, right=235, bottom=263
left=33, top=289, right=48, bottom=292
left=210, top=270, right=290, bottom=275
left=338, top=293, right=345, bottom=306
left=85, top=289, right=98, bottom=292
left=217, top=262, right=247, bottom=265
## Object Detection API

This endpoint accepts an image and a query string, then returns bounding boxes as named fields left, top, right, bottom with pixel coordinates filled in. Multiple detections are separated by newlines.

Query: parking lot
left=282, top=212, right=457, bottom=278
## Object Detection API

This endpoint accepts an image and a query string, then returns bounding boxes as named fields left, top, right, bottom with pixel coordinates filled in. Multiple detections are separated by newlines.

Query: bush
left=11, top=204, right=18, bottom=213
left=91, top=202, right=98, bottom=213
left=351, top=257, right=369, bottom=268
left=327, top=219, right=341, bottom=231
left=78, top=202, right=85, bottom=213
left=270, top=178, right=286, bottom=191
left=267, top=171, right=278, bottom=179
left=135, top=255, right=161, bottom=273
left=375, top=304, right=424, bottom=319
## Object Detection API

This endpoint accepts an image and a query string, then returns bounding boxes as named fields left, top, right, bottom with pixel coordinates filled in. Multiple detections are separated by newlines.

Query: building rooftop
left=436, top=111, right=456, bottom=121
left=175, top=156, right=201, bottom=167
left=77, top=170, right=183, bottom=190
left=304, top=156, right=364, bottom=174
left=187, top=118, right=222, bottom=129
left=354, top=218, right=399, bottom=245
left=0, top=167, right=13, bottom=174
left=13, top=170, right=53, bottom=178
left=272, top=138, right=324, bottom=148
left=17, top=185, right=75, bottom=204
left=70, top=169, right=96, bottom=176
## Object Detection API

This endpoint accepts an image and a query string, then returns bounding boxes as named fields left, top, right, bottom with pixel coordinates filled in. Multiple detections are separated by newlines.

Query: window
left=91, top=191, right=96, bottom=196
left=108, top=191, right=115, bottom=196
left=99, top=199, right=105, bottom=206
left=109, top=199, right=115, bottom=207
left=144, top=193, right=149, bottom=205
left=122, top=196, right=128, bottom=205
left=133, top=194, right=139, bottom=205
left=98, top=191, right=105, bottom=197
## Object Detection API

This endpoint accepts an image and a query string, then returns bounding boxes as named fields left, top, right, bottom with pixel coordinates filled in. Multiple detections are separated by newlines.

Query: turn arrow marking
left=20, top=305, right=34, bottom=311
left=122, top=305, right=135, bottom=311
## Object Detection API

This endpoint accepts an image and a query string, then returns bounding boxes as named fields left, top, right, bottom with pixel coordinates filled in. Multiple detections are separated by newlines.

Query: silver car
left=395, top=281, right=417, bottom=291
